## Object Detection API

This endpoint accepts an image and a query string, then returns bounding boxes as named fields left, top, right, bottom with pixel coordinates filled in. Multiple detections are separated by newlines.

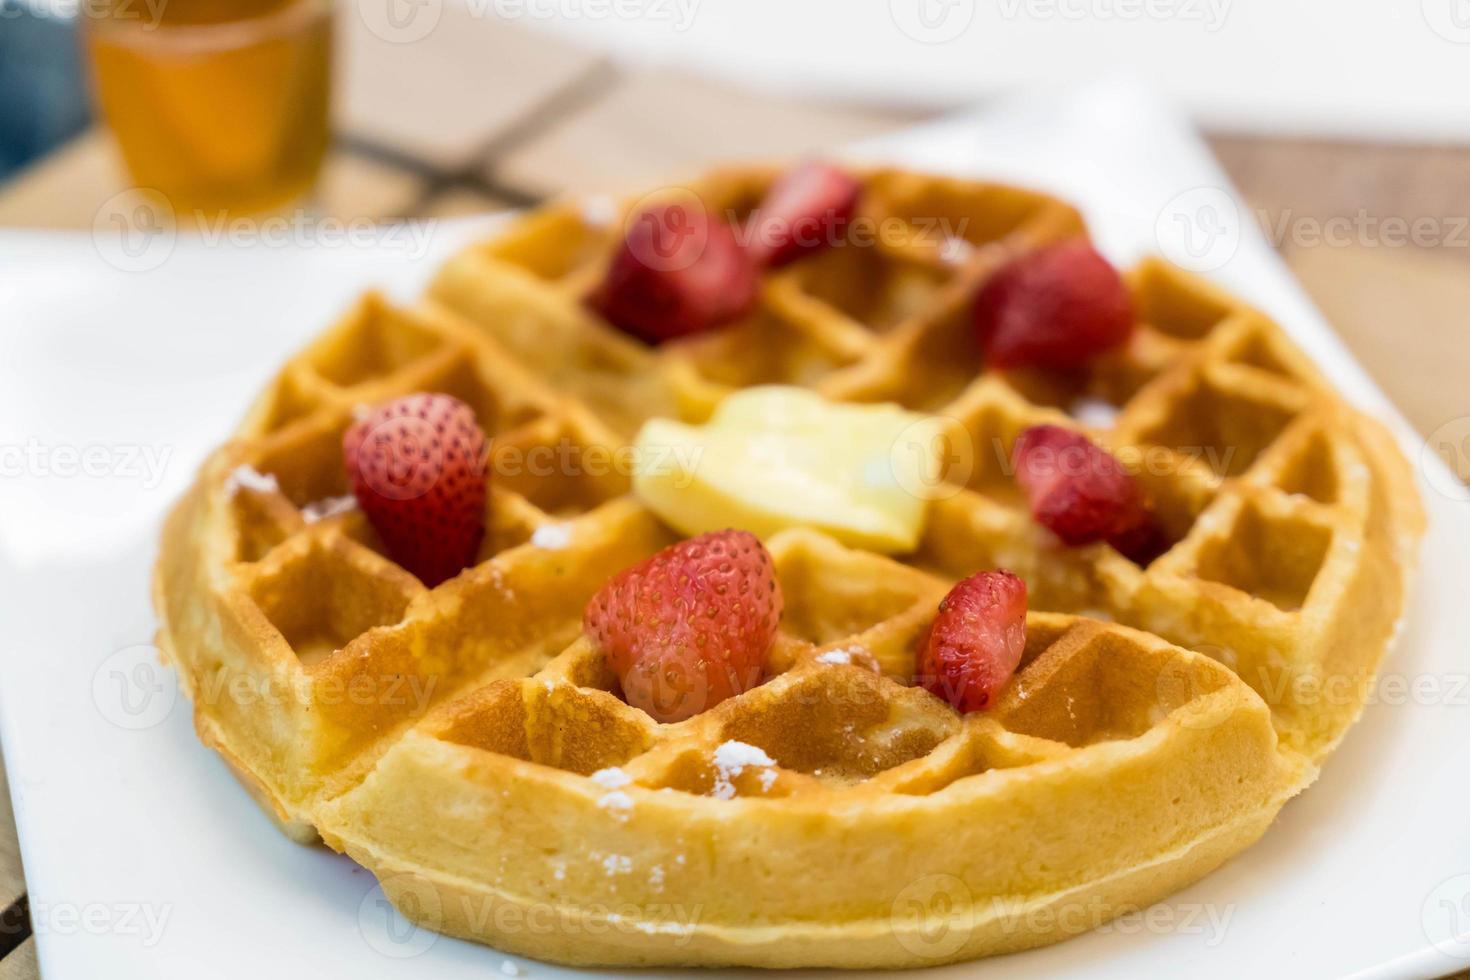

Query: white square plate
left=2, top=82, right=1468, bottom=980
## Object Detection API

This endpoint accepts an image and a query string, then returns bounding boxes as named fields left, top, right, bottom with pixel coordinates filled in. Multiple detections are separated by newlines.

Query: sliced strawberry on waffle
left=745, top=161, right=862, bottom=268
left=588, top=200, right=757, bottom=343
left=975, top=240, right=1134, bottom=370
left=343, top=393, right=488, bottom=587
left=918, top=570, right=1027, bottom=713
left=1013, top=424, right=1165, bottom=563
left=585, top=530, right=782, bottom=723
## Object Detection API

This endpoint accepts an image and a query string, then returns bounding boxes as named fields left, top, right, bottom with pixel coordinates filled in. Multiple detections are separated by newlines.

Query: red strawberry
left=1106, top=512, right=1171, bottom=567
left=745, top=161, right=862, bottom=268
left=918, top=571, right=1027, bottom=713
left=342, top=394, right=488, bottom=587
left=1013, top=424, right=1152, bottom=551
left=975, top=240, right=1133, bottom=370
left=584, top=530, right=781, bottom=723
left=588, top=201, right=757, bottom=343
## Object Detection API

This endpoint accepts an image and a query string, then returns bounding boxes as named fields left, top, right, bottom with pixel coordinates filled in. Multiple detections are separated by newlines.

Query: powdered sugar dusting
left=301, top=494, right=356, bottom=523
left=531, top=523, right=573, bottom=550
left=590, top=767, right=631, bottom=789
left=225, top=464, right=278, bottom=497
left=591, top=769, right=635, bottom=819
left=711, top=740, right=777, bottom=799
left=597, top=790, right=634, bottom=820
left=601, top=854, right=633, bottom=876
left=499, top=960, right=522, bottom=977
left=1069, top=396, right=1121, bottom=429
left=815, top=645, right=879, bottom=672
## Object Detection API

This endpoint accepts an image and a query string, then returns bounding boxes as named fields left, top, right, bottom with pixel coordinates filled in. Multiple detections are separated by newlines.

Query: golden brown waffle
left=154, top=166, right=1424, bottom=968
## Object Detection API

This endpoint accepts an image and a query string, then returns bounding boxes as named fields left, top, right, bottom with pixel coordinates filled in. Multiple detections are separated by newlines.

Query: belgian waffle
left=154, top=165, right=1424, bottom=969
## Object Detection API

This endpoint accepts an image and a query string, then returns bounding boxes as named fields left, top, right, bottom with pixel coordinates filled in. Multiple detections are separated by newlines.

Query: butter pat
left=632, top=386, right=941, bottom=553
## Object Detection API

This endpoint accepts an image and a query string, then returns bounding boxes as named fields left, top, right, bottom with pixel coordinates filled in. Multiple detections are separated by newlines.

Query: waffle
left=153, top=166, right=1424, bottom=969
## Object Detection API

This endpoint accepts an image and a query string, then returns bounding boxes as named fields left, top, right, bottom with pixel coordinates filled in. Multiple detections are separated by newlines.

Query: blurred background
left=2, top=0, right=1468, bottom=441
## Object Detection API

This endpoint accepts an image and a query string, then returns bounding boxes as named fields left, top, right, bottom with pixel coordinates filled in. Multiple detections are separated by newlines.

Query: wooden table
left=2, top=15, right=1468, bottom=979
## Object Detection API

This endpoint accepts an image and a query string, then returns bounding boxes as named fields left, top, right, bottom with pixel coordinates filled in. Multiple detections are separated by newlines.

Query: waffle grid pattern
left=153, top=166, right=1423, bottom=967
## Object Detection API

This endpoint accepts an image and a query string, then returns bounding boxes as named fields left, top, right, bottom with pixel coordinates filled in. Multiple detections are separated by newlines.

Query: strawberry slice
left=584, top=529, right=781, bottom=723
left=588, top=201, right=757, bottom=343
left=1013, top=424, right=1156, bottom=556
left=918, top=570, right=1027, bottom=713
left=745, top=161, right=862, bottom=268
left=342, top=393, right=488, bottom=587
left=975, top=240, right=1134, bottom=370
